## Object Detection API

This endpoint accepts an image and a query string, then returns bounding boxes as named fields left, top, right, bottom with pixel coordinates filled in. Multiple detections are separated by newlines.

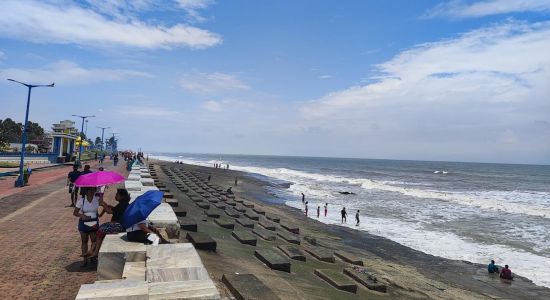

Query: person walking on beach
left=317, top=205, right=320, bottom=218
left=324, top=203, right=328, bottom=217
left=305, top=201, right=309, bottom=217
left=301, top=193, right=305, bottom=204
left=341, top=207, right=347, bottom=223
left=234, top=176, right=238, bottom=186
left=355, top=210, right=360, bottom=226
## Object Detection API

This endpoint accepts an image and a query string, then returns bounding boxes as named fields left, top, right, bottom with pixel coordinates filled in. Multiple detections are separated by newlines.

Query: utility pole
left=97, top=126, right=110, bottom=153
left=7, top=78, right=54, bottom=187
left=72, top=115, right=95, bottom=167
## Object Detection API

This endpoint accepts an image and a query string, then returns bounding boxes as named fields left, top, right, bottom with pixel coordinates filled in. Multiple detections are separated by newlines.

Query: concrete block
left=254, top=249, right=290, bottom=273
left=148, top=280, right=221, bottom=300
left=222, top=274, right=281, bottom=300
left=76, top=280, right=148, bottom=300
left=277, top=231, right=301, bottom=245
left=236, top=218, right=254, bottom=228
left=277, top=245, right=306, bottom=261
left=125, top=180, right=143, bottom=192
left=232, top=230, right=257, bottom=246
left=315, top=269, right=357, bottom=294
left=146, top=243, right=210, bottom=282
left=214, top=217, right=235, bottom=229
left=334, top=251, right=364, bottom=266
left=122, top=261, right=146, bottom=281
left=252, top=228, right=277, bottom=241
left=97, top=233, right=146, bottom=281
left=147, top=203, right=179, bottom=239
left=186, top=232, right=216, bottom=251
left=127, top=174, right=141, bottom=181
left=343, top=267, right=387, bottom=293
left=305, top=247, right=335, bottom=263
left=140, top=178, right=155, bottom=186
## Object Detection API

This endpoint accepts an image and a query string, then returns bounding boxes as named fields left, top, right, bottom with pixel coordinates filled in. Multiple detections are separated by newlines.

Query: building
left=50, top=120, right=78, bottom=162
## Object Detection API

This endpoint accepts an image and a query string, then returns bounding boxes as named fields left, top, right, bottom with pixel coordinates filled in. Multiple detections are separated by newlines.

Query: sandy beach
left=154, top=160, right=550, bottom=300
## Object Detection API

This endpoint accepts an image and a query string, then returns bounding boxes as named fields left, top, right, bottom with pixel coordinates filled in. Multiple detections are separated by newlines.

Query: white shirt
left=76, top=196, right=100, bottom=218
left=126, top=220, right=147, bottom=232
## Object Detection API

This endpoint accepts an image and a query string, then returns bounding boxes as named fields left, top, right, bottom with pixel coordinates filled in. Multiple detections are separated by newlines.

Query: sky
left=0, top=0, right=549, bottom=164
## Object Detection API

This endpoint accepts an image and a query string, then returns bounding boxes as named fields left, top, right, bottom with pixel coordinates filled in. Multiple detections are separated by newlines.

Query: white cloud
left=0, top=60, right=148, bottom=85
left=180, top=72, right=250, bottom=95
left=0, top=0, right=221, bottom=49
left=118, top=105, right=179, bottom=117
left=201, top=100, right=223, bottom=112
left=299, top=21, right=550, bottom=162
left=175, top=0, right=214, bottom=22
left=318, top=74, right=333, bottom=79
left=425, top=0, right=550, bottom=19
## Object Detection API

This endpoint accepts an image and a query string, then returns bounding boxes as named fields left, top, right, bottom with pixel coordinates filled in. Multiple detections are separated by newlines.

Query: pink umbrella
left=74, top=171, right=125, bottom=187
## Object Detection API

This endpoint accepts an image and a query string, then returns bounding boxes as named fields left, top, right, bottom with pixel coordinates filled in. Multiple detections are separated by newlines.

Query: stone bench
left=277, top=231, right=301, bottom=245
left=254, top=249, right=290, bottom=273
left=186, top=232, right=217, bottom=251
left=314, top=269, right=357, bottom=294
left=125, top=180, right=143, bottom=192
left=127, top=174, right=141, bottom=181
left=266, top=215, right=280, bottom=223
left=222, top=274, right=281, bottom=300
left=140, top=178, right=155, bottom=186
left=236, top=218, right=254, bottom=228
left=343, top=267, right=387, bottom=293
left=214, top=217, right=235, bottom=229
left=232, top=230, right=257, bottom=246
left=148, top=280, right=221, bottom=299
left=178, top=217, right=197, bottom=232
left=334, top=251, right=364, bottom=266
left=258, top=219, right=277, bottom=231
left=147, top=203, right=179, bottom=238
left=277, top=245, right=306, bottom=261
left=97, top=233, right=147, bottom=281
left=146, top=244, right=210, bottom=282
left=280, top=223, right=300, bottom=234
left=76, top=280, right=148, bottom=299
left=252, top=227, right=276, bottom=241
left=305, top=246, right=335, bottom=263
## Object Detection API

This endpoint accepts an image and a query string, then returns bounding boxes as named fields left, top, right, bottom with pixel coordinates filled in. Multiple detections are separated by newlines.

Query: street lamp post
left=97, top=126, right=110, bottom=153
left=72, top=115, right=95, bottom=167
left=7, top=79, right=54, bottom=188
left=110, top=132, right=119, bottom=153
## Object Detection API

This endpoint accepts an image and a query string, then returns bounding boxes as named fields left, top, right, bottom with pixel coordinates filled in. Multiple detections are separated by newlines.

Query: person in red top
left=500, top=265, right=513, bottom=280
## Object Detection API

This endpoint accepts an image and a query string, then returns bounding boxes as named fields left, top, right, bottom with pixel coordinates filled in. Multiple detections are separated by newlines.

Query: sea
left=150, top=153, right=550, bottom=287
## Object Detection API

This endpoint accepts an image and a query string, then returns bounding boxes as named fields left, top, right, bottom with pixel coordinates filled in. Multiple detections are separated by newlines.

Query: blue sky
left=0, top=0, right=549, bottom=164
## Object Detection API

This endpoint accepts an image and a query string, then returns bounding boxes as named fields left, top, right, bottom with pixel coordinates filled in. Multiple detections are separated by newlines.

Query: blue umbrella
left=121, top=190, right=164, bottom=228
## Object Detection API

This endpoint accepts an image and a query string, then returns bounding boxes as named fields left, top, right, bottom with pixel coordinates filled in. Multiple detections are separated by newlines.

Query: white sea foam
left=150, top=154, right=550, bottom=218
left=286, top=200, right=550, bottom=288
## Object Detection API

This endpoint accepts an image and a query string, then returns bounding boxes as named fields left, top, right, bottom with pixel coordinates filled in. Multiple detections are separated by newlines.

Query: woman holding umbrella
left=73, top=170, right=126, bottom=266
left=73, top=187, right=101, bottom=267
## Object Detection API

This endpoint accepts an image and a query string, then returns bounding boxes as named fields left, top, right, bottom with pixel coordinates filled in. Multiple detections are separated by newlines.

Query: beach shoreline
left=157, top=159, right=550, bottom=299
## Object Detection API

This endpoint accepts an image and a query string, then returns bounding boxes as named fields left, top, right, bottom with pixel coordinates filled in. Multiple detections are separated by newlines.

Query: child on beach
left=305, top=201, right=309, bottom=217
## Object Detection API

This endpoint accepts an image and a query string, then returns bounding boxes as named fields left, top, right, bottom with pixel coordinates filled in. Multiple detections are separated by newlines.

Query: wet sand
left=157, top=160, right=550, bottom=300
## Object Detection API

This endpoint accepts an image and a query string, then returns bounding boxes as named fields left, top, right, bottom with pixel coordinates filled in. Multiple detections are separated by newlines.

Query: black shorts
left=127, top=230, right=151, bottom=244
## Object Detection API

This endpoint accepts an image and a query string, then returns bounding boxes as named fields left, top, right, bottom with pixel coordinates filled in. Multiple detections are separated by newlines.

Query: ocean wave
left=150, top=154, right=550, bottom=218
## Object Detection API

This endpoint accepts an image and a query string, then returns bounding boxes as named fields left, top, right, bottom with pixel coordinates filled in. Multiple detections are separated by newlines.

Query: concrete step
left=305, top=246, right=335, bottom=263
left=97, top=233, right=147, bottom=281
left=277, top=231, right=301, bottom=245
left=122, top=261, right=146, bottom=281
left=343, top=267, right=387, bottom=293
left=148, top=280, right=221, bottom=300
left=236, top=218, right=254, bottom=228
left=334, top=251, right=364, bottom=266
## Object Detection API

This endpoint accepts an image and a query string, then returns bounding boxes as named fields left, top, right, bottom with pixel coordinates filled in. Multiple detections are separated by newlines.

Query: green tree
left=0, top=118, right=23, bottom=142
left=95, top=137, right=102, bottom=146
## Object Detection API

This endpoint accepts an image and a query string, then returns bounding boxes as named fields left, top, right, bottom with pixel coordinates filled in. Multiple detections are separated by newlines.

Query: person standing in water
left=234, top=176, right=238, bottom=186
left=324, top=203, right=328, bottom=217
left=341, top=207, right=347, bottom=223
left=317, top=205, right=320, bottom=218
left=355, top=210, right=360, bottom=226
left=301, top=193, right=305, bottom=204
left=305, top=201, right=309, bottom=217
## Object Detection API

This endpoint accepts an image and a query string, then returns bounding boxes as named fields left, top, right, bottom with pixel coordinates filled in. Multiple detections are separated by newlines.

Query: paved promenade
left=0, top=162, right=123, bottom=300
